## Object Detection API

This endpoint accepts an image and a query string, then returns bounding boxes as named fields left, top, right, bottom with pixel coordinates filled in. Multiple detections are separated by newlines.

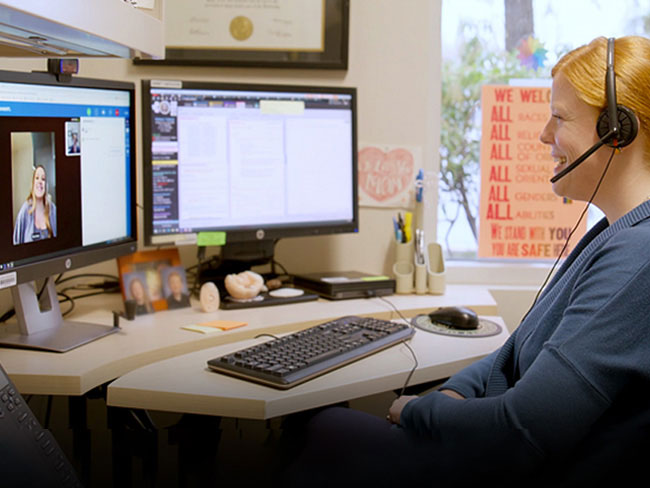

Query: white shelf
left=0, top=0, right=163, bottom=58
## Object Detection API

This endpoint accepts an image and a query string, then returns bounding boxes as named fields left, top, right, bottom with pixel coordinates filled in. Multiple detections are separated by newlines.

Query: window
left=439, top=0, right=650, bottom=260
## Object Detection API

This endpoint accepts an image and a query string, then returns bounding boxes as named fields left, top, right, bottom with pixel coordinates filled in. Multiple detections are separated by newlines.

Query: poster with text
left=478, top=85, right=586, bottom=259
left=358, top=144, right=422, bottom=208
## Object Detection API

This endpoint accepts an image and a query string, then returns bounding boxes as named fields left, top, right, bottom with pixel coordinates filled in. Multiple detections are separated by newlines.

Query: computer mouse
left=428, top=306, right=479, bottom=330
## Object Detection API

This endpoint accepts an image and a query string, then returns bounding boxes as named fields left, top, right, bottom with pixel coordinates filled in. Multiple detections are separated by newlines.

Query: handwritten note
left=478, top=85, right=586, bottom=259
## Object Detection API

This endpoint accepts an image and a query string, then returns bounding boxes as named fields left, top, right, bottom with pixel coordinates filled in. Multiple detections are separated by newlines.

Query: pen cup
left=427, top=242, right=446, bottom=295
left=414, top=258, right=427, bottom=294
left=393, top=240, right=414, bottom=294
left=395, top=240, right=414, bottom=263
left=393, top=261, right=414, bottom=294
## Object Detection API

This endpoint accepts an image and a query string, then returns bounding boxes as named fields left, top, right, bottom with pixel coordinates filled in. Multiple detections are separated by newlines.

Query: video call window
left=11, top=132, right=57, bottom=245
left=0, top=79, right=132, bottom=269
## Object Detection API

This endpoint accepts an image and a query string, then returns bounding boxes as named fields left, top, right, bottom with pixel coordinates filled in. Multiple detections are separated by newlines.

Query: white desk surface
left=107, top=316, right=509, bottom=420
left=0, top=285, right=498, bottom=396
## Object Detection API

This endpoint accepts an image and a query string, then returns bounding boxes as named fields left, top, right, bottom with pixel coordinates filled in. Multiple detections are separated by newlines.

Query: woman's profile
left=12, top=165, right=58, bottom=245
left=276, top=35, right=650, bottom=487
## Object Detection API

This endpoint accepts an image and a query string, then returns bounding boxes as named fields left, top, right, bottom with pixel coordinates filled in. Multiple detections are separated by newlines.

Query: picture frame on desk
left=133, top=0, right=349, bottom=69
left=117, top=249, right=190, bottom=315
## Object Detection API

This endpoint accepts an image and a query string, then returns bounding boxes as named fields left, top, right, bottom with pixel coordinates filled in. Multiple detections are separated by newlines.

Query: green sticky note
left=197, top=232, right=226, bottom=247
left=361, top=275, right=390, bottom=282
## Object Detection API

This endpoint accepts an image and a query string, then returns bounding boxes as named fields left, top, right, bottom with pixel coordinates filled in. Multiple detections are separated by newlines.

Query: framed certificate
left=134, top=0, right=349, bottom=69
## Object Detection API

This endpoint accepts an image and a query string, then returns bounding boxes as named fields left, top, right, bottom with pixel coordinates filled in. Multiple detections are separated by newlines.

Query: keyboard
left=0, top=363, right=83, bottom=487
left=206, top=315, right=415, bottom=389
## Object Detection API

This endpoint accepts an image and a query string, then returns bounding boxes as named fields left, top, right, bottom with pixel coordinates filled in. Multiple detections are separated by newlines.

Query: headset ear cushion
left=597, top=104, right=639, bottom=148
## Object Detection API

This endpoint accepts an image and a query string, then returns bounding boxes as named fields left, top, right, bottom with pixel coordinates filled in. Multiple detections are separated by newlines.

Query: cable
left=376, top=295, right=419, bottom=395
left=271, top=258, right=290, bottom=277
left=0, top=308, right=15, bottom=324
left=57, top=291, right=75, bottom=317
left=55, top=273, right=119, bottom=285
left=376, top=294, right=410, bottom=324
left=254, top=333, right=280, bottom=340
left=525, top=147, right=617, bottom=320
left=398, top=340, right=419, bottom=397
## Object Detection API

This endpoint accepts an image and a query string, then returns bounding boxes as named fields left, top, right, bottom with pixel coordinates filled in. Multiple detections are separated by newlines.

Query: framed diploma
left=134, top=0, right=349, bottom=69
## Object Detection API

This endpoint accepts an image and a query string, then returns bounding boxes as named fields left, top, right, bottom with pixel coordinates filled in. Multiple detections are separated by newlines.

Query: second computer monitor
left=141, top=79, right=358, bottom=266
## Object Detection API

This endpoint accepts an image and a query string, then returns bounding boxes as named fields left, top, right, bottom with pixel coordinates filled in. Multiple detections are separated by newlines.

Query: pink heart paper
left=358, top=147, right=414, bottom=202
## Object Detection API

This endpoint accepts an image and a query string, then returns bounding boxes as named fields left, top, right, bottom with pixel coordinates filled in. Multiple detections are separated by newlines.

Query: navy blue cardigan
left=401, top=200, right=650, bottom=479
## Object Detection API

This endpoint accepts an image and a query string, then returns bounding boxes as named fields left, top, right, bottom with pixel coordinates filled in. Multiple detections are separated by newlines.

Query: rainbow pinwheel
left=517, top=36, right=548, bottom=71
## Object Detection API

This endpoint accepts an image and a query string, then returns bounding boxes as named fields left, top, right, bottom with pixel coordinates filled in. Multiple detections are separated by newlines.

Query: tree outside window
left=439, top=0, right=650, bottom=259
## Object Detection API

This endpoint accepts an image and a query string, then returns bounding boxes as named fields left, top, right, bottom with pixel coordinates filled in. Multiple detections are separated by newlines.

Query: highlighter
left=404, top=212, right=413, bottom=242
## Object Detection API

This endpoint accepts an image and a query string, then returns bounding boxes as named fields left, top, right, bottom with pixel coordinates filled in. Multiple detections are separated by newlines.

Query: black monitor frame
left=0, top=69, right=137, bottom=352
left=141, top=79, right=358, bottom=279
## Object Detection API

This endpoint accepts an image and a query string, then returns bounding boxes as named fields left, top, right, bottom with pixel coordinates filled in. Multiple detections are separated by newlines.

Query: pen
left=415, top=229, right=425, bottom=265
left=393, top=215, right=404, bottom=242
left=415, top=169, right=424, bottom=203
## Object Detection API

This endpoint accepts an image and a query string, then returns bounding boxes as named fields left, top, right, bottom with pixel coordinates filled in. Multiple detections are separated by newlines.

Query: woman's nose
left=539, top=119, right=553, bottom=145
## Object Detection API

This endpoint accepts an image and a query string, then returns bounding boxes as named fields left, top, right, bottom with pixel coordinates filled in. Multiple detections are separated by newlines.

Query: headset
left=550, top=37, right=639, bottom=183
left=527, top=39, right=641, bottom=322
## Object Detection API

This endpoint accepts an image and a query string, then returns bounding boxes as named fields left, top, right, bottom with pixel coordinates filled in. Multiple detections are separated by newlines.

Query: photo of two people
left=118, top=249, right=191, bottom=315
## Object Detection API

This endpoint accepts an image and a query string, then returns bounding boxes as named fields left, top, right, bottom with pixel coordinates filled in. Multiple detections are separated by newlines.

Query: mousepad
left=411, top=314, right=503, bottom=338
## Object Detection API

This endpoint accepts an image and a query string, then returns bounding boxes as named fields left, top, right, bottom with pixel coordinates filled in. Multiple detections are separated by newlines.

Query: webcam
left=47, top=58, right=79, bottom=82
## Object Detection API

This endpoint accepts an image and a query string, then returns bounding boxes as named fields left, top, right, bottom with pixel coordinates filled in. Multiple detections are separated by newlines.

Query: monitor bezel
left=141, top=79, right=359, bottom=248
left=0, top=69, right=138, bottom=286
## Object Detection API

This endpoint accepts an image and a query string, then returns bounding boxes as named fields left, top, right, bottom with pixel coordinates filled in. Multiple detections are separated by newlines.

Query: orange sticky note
left=198, top=320, right=247, bottom=331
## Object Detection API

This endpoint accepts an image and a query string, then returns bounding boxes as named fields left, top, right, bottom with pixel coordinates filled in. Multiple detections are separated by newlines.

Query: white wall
left=0, top=1, right=547, bottom=333
left=0, top=1, right=442, bottom=308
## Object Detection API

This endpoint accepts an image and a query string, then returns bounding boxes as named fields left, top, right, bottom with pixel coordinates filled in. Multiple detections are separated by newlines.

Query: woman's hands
left=386, top=389, right=464, bottom=425
left=386, top=395, right=418, bottom=424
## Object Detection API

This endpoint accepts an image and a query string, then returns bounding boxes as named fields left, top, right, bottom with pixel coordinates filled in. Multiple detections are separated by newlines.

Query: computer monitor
left=0, top=69, right=137, bottom=352
left=141, top=80, right=358, bottom=281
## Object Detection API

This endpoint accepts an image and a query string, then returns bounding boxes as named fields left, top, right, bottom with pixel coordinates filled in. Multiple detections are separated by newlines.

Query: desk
left=0, top=285, right=498, bottom=396
left=0, top=287, right=501, bottom=486
left=107, top=316, right=508, bottom=419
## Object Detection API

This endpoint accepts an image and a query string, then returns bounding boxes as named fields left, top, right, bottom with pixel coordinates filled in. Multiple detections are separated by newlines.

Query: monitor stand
left=197, top=239, right=277, bottom=290
left=197, top=240, right=318, bottom=309
left=0, top=277, right=119, bottom=353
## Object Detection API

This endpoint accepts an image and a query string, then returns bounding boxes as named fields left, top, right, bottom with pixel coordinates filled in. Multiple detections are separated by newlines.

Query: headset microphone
left=549, top=131, right=614, bottom=183
left=549, top=38, right=638, bottom=184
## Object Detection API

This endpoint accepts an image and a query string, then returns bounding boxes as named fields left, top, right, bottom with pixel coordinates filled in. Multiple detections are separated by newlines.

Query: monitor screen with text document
left=141, top=80, right=358, bottom=277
